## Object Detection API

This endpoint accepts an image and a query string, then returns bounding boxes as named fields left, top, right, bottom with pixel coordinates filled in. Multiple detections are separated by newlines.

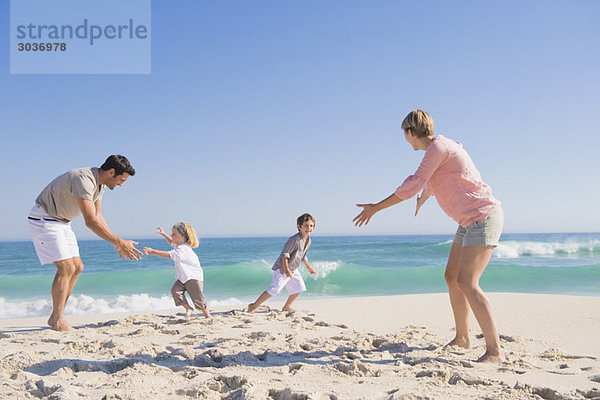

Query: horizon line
left=2, top=231, right=600, bottom=243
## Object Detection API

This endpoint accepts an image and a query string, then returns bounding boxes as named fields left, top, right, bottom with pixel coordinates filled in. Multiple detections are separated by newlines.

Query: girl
left=353, top=110, right=504, bottom=363
left=144, top=222, right=212, bottom=319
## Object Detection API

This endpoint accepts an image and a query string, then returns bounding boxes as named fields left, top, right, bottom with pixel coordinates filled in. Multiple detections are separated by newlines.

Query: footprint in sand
left=334, top=360, right=370, bottom=376
left=288, top=363, right=303, bottom=373
left=205, top=375, right=248, bottom=393
left=588, top=374, right=600, bottom=383
left=580, top=389, right=600, bottom=399
left=448, top=372, right=493, bottom=386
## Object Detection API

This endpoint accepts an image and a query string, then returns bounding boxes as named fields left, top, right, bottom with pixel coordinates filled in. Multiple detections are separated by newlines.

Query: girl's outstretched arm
left=156, top=227, right=173, bottom=245
left=353, top=193, right=404, bottom=227
left=143, top=247, right=171, bottom=258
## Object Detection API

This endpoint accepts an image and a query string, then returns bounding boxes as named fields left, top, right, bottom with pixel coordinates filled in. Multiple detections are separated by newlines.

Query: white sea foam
left=305, top=261, right=342, bottom=279
left=494, top=240, right=600, bottom=258
left=0, top=294, right=248, bottom=319
left=0, top=297, right=53, bottom=319
left=207, top=297, right=246, bottom=307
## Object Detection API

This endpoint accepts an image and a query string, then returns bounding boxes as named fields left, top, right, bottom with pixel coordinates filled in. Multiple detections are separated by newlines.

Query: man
left=28, top=155, right=143, bottom=331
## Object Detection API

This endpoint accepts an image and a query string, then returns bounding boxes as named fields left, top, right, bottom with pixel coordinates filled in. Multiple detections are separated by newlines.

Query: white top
left=169, top=243, right=204, bottom=283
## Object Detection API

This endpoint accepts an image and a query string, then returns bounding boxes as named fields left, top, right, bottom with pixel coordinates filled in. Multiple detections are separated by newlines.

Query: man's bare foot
left=47, top=317, right=74, bottom=332
left=247, top=303, right=258, bottom=313
left=445, top=337, right=470, bottom=349
left=185, top=309, right=193, bottom=319
left=476, top=350, right=505, bottom=363
left=281, top=306, right=295, bottom=312
left=202, top=309, right=213, bottom=319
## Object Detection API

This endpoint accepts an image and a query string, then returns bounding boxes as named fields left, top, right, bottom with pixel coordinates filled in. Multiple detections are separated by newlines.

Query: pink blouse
left=394, top=135, right=500, bottom=227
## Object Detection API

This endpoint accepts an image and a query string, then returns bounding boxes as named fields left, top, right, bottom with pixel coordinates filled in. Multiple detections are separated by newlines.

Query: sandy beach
left=1, top=293, right=599, bottom=399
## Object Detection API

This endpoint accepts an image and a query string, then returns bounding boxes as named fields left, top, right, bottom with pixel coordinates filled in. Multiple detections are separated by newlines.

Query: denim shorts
left=453, top=207, right=504, bottom=247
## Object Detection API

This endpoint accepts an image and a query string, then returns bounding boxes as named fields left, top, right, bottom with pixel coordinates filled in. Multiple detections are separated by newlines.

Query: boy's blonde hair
left=173, top=222, right=199, bottom=248
left=401, top=110, right=434, bottom=138
left=297, top=213, right=315, bottom=228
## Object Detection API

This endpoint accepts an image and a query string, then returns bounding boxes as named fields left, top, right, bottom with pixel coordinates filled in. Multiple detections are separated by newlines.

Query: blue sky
left=1, top=0, right=599, bottom=241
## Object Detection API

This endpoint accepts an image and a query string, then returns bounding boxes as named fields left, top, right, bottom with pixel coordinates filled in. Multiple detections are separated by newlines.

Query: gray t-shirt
left=272, top=232, right=310, bottom=273
left=35, top=167, right=105, bottom=223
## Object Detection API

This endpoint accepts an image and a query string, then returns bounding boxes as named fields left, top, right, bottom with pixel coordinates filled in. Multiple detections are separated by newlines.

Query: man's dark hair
left=100, top=155, right=136, bottom=176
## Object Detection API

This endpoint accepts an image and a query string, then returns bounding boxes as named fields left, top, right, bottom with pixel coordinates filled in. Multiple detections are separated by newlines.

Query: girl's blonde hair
left=173, top=222, right=199, bottom=248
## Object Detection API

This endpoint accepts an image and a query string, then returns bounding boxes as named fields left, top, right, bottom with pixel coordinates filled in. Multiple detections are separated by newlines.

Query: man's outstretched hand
left=115, top=239, right=143, bottom=261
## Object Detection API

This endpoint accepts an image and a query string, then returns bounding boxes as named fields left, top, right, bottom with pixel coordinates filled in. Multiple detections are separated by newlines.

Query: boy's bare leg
left=444, top=243, right=471, bottom=349
left=48, top=258, right=82, bottom=331
left=248, top=291, right=272, bottom=313
left=183, top=304, right=193, bottom=319
left=282, top=293, right=300, bottom=311
left=457, top=245, right=504, bottom=363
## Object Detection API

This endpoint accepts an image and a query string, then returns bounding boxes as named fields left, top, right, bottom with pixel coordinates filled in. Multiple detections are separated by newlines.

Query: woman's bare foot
left=247, top=303, right=258, bottom=313
left=281, top=306, right=295, bottom=312
left=47, top=316, right=73, bottom=332
left=476, top=350, right=505, bottom=363
left=185, top=309, right=193, bottom=319
left=202, top=309, right=213, bottom=319
left=445, top=336, right=470, bottom=349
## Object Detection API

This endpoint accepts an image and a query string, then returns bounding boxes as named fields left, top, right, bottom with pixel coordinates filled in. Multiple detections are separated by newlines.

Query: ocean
left=0, top=233, right=598, bottom=319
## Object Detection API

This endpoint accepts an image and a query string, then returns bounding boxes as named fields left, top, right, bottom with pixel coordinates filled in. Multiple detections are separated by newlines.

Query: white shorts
left=28, top=206, right=79, bottom=265
left=267, top=268, right=307, bottom=296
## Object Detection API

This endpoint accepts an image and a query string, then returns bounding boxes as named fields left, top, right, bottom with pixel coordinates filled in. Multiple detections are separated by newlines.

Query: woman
left=353, top=110, right=504, bottom=363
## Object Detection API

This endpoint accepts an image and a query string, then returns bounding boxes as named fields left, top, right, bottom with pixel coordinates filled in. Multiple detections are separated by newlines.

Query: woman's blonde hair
left=173, top=222, right=199, bottom=248
left=401, top=110, right=434, bottom=138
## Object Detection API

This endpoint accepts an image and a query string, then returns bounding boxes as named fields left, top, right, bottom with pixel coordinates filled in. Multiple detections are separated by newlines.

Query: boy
left=248, top=213, right=316, bottom=313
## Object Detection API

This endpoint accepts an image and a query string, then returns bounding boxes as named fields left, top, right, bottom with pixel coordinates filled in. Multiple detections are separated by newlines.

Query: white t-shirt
left=169, top=243, right=204, bottom=283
